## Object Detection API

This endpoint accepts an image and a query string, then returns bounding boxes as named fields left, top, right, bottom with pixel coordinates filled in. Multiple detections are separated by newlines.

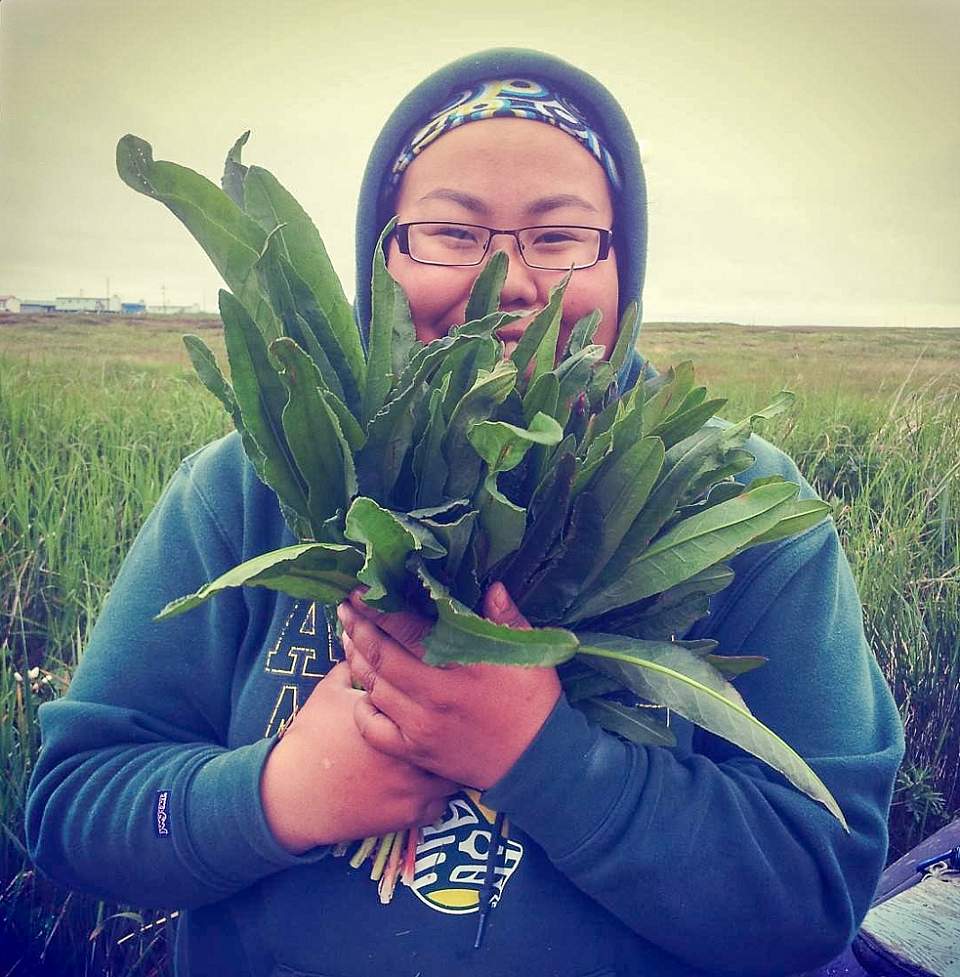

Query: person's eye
left=532, top=228, right=581, bottom=247
left=432, top=225, right=480, bottom=243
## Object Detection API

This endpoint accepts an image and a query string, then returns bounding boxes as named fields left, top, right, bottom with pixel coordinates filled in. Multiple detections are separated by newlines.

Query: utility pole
left=161, top=283, right=167, bottom=313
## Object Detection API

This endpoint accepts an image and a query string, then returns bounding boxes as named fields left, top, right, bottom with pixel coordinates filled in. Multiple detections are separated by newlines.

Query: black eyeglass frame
left=394, top=221, right=614, bottom=270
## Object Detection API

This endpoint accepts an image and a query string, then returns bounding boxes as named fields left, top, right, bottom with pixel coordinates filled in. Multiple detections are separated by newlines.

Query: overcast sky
left=1, top=0, right=958, bottom=326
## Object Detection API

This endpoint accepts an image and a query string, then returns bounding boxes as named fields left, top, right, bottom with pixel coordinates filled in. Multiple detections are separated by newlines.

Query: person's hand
left=338, top=583, right=562, bottom=790
left=259, top=661, right=457, bottom=854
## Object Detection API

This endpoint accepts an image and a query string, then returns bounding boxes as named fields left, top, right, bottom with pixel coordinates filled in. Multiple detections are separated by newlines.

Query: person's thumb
left=483, top=582, right=531, bottom=630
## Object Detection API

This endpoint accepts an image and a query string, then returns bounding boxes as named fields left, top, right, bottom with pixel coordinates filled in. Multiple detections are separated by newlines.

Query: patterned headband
left=386, top=78, right=621, bottom=195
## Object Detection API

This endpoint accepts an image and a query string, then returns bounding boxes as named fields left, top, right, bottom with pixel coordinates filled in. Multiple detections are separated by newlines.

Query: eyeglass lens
left=406, top=223, right=602, bottom=269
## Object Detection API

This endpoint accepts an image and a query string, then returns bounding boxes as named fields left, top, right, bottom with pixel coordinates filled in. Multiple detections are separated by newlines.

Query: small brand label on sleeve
left=155, top=790, right=171, bottom=838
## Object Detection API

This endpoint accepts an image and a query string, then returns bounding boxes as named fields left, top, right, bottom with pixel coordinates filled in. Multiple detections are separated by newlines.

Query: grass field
left=2, top=314, right=958, bottom=975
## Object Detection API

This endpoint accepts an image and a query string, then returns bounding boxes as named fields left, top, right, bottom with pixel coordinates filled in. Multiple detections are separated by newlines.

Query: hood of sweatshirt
left=353, top=47, right=649, bottom=389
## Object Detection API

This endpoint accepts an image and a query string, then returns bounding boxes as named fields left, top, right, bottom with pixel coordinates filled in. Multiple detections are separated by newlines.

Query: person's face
left=386, top=118, right=620, bottom=360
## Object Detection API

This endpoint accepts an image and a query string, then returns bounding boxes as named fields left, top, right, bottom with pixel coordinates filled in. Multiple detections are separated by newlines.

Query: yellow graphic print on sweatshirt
left=263, top=601, right=340, bottom=738
left=409, top=789, right=523, bottom=915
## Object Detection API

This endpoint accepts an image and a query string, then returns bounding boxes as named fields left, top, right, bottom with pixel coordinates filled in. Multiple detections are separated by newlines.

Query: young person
left=26, top=48, right=904, bottom=977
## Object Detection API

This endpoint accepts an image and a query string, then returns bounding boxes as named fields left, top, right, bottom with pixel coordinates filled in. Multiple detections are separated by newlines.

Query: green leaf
left=510, top=271, right=570, bottom=381
left=415, top=562, right=579, bottom=667
left=569, top=481, right=800, bottom=622
left=409, top=501, right=478, bottom=584
left=579, top=436, right=665, bottom=590
left=700, top=390, right=797, bottom=458
left=530, top=272, right=572, bottom=386
left=464, top=250, right=508, bottom=322
left=681, top=451, right=756, bottom=507
left=116, top=134, right=278, bottom=338
left=366, top=218, right=417, bottom=425
left=322, top=389, right=366, bottom=452
left=544, top=432, right=578, bottom=483
left=470, top=414, right=559, bottom=574
left=357, top=334, right=475, bottom=500
left=563, top=310, right=601, bottom=356
left=586, top=363, right=618, bottom=408
left=439, top=337, right=498, bottom=421
left=451, top=310, right=519, bottom=340
left=412, top=383, right=449, bottom=508
left=674, top=480, right=745, bottom=522
left=519, top=488, right=606, bottom=624
left=589, top=564, right=735, bottom=639
left=499, top=451, right=576, bottom=601
left=221, top=131, right=250, bottom=208
left=573, top=426, right=614, bottom=496
left=522, top=372, right=560, bottom=427
left=518, top=373, right=561, bottom=502
left=476, top=480, right=527, bottom=575
left=467, top=412, right=564, bottom=475
left=271, top=338, right=356, bottom=534
left=559, top=661, right=622, bottom=701
left=344, top=497, right=442, bottom=610
left=741, top=498, right=832, bottom=547
left=256, top=236, right=362, bottom=418
left=705, top=654, right=768, bottom=676
left=182, top=334, right=240, bottom=422
left=641, top=361, right=696, bottom=432
left=588, top=424, right=738, bottom=586
left=576, top=633, right=848, bottom=828
left=554, top=344, right=606, bottom=413
left=650, top=398, right=728, bottom=449
left=442, top=360, right=518, bottom=499
left=606, top=300, right=640, bottom=375
left=243, top=163, right=363, bottom=389
left=577, top=697, right=677, bottom=747
left=219, top=290, right=311, bottom=537
left=156, top=542, right=363, bottom=619
left=407, top=499, right=473, bottom=521
left=572, top=392, right=643, bottom=498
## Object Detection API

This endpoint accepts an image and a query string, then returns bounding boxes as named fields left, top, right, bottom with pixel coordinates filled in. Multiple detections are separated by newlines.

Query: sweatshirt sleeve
left=482, top=519, right=905, bottom=976
left=25, top=438, right=328, bottom=910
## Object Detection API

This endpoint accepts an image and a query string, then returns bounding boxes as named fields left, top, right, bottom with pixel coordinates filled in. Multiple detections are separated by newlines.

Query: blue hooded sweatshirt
left=26, top=48, right=903, bottom=977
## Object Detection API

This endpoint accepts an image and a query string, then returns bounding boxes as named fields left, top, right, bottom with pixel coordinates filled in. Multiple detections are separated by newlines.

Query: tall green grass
left=1, top=328, right=958, bottom=975
left=1, top=357, right=227, bottom=975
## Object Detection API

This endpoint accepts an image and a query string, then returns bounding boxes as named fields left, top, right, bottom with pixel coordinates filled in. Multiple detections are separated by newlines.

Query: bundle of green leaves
left=116, top=132, right=845, bottom=828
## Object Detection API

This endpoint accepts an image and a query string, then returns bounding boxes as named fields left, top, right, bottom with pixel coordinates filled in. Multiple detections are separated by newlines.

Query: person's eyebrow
left=416, top=189, right=600, bottom=218
left=524, top=193, right=599, bottom=217
left=417, top=189, right=490, bottom=214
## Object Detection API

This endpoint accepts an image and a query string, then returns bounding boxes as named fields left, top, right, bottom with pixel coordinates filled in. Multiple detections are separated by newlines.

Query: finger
left=353, top=694, right=412, bottom=760
left=342, top=632, right=420, bottom=723
left=339, top=604, right=441, bottom=699
left=347, top=591, right=432, bottom=658
left=483, top=581, right=531, bottom=630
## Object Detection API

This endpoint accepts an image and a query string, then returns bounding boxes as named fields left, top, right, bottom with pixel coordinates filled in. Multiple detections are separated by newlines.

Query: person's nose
left=492, top=234, right=541, bottom=311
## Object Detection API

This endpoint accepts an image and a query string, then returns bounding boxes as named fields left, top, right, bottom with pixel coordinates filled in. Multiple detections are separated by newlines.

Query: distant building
left=0, top=295, right=21, bottom=313
left=20, top=300, right=57, bottom=313
left=121, top=301, right=147, bottom=315
left=145, top=303, right=202, bottom=315
left=55, top=295, right=122, bottom=313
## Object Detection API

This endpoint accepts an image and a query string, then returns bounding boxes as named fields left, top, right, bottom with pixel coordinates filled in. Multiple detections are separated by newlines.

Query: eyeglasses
left=394, top=221, right=613, bottom=271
